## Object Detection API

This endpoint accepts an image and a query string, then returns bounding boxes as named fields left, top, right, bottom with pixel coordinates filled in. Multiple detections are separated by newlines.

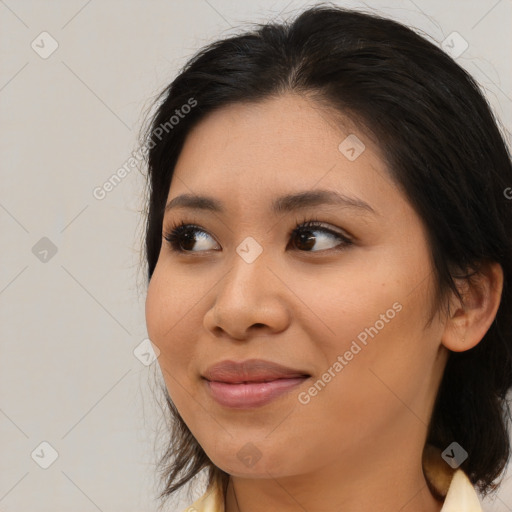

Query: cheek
left=298, top=256, right=438, bottom=410
left=145, top=263, right=200, bottom=386
left=317, top=285, right=439, bottom=433
left=146, top=258, right=201, bottom=343
left=145, top=265, right=222, bottom=450
left=293, top=259, right=402, bottom=358
left=145, top=265, right=171, bottom=349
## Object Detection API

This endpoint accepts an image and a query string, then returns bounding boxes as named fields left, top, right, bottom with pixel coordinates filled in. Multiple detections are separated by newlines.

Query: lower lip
left=204, top=377, right=309, bottom=409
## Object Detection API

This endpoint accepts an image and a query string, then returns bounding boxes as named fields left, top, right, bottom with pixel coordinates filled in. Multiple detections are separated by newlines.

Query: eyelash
left=162, top=216, right=353, bottom=255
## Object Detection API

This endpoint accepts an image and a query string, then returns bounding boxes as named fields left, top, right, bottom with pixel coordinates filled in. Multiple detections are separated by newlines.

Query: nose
left=202, top=245, right=291, bottom=340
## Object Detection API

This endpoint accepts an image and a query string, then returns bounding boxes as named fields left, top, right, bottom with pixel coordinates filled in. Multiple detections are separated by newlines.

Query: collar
left=423, top=444, right=483, bottom=512
left=182, top=444, right=482, bottom=512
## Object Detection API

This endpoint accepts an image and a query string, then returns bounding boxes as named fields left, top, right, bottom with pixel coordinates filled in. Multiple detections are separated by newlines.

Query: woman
left=141, top=4, right=512, bottom=511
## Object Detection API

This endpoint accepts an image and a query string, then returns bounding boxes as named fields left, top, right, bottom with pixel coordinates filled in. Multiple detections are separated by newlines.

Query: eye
left=163, top=221, right=219, bottom=253
left=162, top=218, right=353, bottom=254
left=288, top=218, right=353, bottom=252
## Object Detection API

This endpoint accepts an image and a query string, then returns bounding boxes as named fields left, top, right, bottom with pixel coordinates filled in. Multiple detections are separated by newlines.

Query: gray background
left=1, top=0, right=511, bottom=511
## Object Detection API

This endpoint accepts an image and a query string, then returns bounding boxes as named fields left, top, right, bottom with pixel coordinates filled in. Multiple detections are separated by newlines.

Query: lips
left=202, top=359, right=311, bottom=408
left=202, top=358, right=310, bottom=383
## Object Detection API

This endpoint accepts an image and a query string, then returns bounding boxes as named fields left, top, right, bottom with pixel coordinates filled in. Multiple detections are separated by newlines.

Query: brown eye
left=163, top=223, right=219, bottom=253
left=163, top=219, right=353, bottom=255
left=290, top=221, right=352, bottom=252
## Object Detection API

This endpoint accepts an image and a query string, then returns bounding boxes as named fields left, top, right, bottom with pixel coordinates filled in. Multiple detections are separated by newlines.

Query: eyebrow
left=164, top=189, right=377, bottom=215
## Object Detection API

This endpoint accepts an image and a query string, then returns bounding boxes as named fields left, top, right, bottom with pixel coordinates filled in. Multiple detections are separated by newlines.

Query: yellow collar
left=423, top=444, right=482, bottom=512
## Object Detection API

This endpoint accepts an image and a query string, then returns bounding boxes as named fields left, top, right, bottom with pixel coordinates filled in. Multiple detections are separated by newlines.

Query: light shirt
left=180, top=445, right=483, bottom=512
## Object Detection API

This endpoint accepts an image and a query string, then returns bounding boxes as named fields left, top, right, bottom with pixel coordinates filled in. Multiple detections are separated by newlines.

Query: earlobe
left=441, top=262, right=504, bottom=353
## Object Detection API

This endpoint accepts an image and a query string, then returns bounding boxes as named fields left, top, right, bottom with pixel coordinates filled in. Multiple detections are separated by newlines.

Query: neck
left=224, top=434, right=444, bottom=512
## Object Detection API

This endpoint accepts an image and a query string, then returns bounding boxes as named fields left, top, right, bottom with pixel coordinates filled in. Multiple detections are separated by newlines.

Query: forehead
left=168, top=93, right=398, bottom=217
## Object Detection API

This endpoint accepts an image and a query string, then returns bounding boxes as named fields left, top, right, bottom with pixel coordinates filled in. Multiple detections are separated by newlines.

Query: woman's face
left=145, top=93, right=449, bottom=480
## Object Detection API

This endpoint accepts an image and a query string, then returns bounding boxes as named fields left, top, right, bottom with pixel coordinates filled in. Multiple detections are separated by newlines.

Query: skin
left=145, top=93, right=503, bottom=512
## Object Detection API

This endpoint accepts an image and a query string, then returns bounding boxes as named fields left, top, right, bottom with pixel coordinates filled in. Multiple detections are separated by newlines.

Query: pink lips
left=202, top=359, right=310, bottom=409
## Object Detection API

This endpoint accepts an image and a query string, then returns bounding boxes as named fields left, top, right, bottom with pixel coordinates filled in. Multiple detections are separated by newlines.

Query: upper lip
left=202, top=359, right=310, bottom=383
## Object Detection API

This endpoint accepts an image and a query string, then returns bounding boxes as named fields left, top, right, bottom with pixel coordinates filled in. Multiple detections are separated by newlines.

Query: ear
left=441, top=262, right=504, bottom=353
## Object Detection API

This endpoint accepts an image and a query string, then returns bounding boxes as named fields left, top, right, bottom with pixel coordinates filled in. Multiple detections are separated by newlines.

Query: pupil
left=181, top=231, right=195, bottom=250
left=297, top=231, right=315, bottom=250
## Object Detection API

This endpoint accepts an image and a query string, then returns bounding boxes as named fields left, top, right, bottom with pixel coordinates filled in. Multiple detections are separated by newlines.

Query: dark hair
left=139, top=3, right=512, bottom=506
